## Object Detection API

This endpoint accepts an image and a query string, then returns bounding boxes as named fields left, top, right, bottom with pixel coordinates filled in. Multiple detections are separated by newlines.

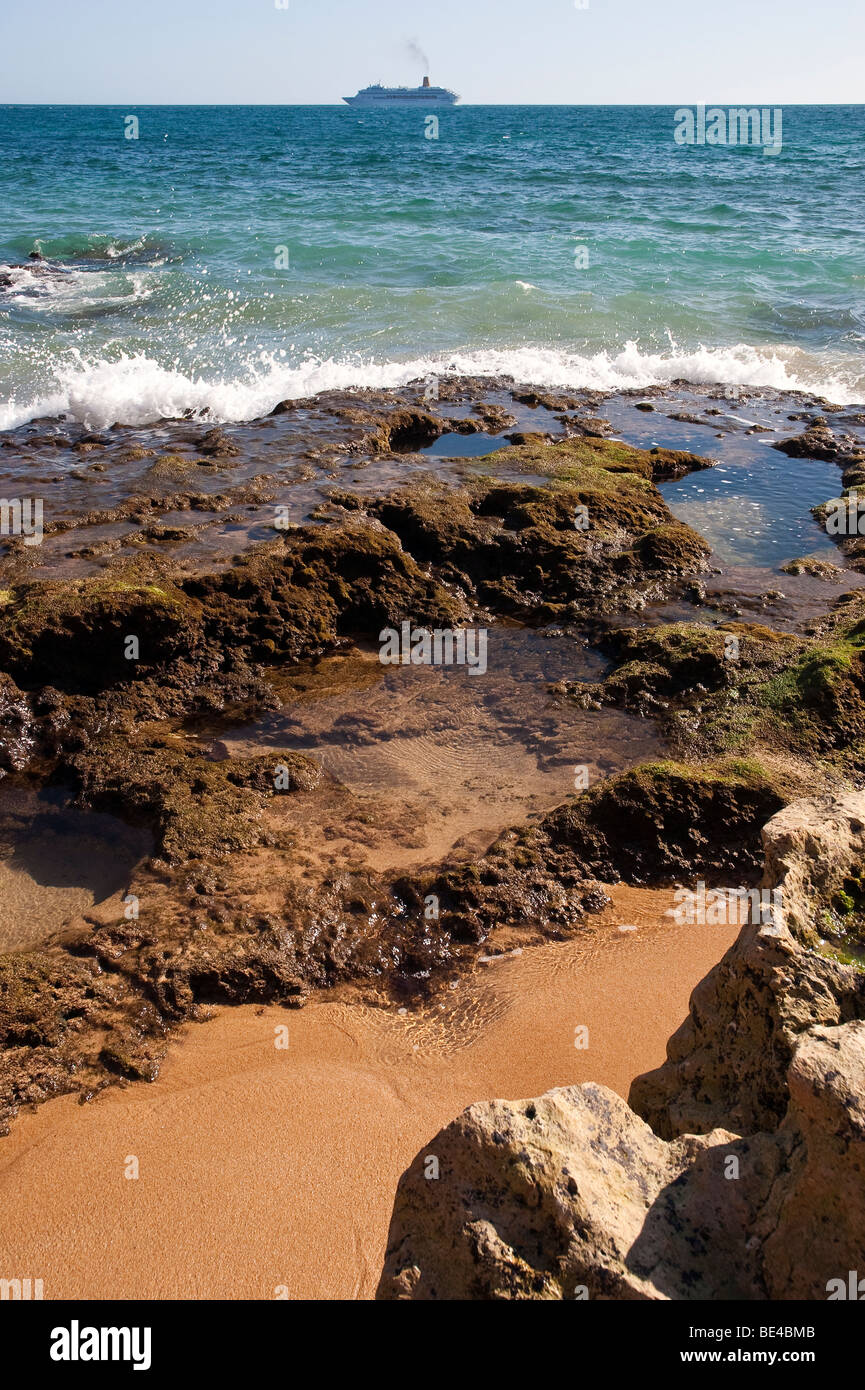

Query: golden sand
left=0, top=886, right=737, bottom=1301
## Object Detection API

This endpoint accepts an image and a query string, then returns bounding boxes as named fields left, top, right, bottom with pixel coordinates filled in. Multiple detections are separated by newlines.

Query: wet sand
left=0, top=859, right=99, bottom=953
left=0, top=886, right=738, bottom=1301
left=0, top=788, right=151, bottom=953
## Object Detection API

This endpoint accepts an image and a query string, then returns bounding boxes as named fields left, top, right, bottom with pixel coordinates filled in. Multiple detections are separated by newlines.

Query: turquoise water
left=1, top=104, right=864, bottom=429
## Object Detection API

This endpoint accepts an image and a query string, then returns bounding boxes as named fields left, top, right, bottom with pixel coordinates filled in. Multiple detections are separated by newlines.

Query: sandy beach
left=2, top=47, right=865, bottom=1345
left=0, top=886, right=737, bottom=1301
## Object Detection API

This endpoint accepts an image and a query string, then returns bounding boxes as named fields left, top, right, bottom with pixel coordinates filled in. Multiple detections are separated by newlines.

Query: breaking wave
left=1, top=340, right=863, bottom=433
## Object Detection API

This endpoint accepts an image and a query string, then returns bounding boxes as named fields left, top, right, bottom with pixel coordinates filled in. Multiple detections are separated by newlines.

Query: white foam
left=104, top=236, right=148, bottom=260
left=1, top=339, right=863, bottom=432
left=0, top=262, right=79, bottom=303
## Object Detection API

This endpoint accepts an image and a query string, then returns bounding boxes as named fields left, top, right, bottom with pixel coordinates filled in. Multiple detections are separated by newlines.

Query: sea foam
left=1, top=340, right=862, bottom=433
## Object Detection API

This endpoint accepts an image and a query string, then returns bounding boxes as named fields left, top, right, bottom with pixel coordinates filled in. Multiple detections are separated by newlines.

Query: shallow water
left=420, top=431, right=511, bottom=458
left=602, top=390, right=865, bottom=569
left=0, top=786, right=152, bottom=951
left=202, top=629, right=662, bottom=868
left=660, top=440, right=853, bottom=570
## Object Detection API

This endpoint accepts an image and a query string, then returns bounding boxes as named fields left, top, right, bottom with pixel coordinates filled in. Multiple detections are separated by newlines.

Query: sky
left=1, top=0, right=863, bottom=105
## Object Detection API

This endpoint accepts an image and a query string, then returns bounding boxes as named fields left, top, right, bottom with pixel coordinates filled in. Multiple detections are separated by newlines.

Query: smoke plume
left=404, top=39, right=431, bottom=73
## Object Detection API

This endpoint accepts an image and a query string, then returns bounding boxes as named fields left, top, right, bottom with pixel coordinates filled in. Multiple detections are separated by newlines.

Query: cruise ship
left=343, top=76, right=459, bottom=107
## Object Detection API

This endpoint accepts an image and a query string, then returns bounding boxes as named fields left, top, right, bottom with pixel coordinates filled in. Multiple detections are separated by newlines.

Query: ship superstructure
left=343, top=76, right=458, bottom=107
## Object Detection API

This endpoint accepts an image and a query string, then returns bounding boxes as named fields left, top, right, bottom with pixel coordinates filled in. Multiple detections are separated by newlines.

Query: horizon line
left=3, top=100, right=863, bottom=108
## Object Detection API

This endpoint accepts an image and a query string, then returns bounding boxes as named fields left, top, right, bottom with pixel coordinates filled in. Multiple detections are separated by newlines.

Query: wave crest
left=1, top=340, right=862, bottom=432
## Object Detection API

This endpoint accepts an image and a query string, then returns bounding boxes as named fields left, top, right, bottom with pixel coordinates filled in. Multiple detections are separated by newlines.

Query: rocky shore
left=1, top=371, right=864, bottom=1226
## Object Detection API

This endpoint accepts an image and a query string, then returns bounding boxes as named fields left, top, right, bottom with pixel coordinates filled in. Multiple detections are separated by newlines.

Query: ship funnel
left=422, top=76, right=430, bottom=88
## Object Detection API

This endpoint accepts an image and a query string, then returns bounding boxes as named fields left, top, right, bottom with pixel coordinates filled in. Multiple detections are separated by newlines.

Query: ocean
left=1, top=103, right=864, bottom=431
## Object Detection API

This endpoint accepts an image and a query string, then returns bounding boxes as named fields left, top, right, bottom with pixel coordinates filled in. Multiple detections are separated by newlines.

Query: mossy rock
left=188, top=520, right=467, bottom=666
left=71, top=737, right=322, bottom=863
left=635, top=522, right=711, bottom=572
left=0, top=574, right=203, bottom=694
left=541, top=758, right=785, bottom=885
left=0, top=951, right=100, bottom=1048
left=499, top=434, right=714, bottom=484
left=605, top=624, right=732, bottom=694
left=762, top=636, right=865, bottom=749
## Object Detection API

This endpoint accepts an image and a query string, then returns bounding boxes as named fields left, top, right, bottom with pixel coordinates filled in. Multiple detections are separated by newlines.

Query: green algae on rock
left=1, top=434, right=714, bottom=696
left=563, top=595, right=865, bottom=781
left=0, top=401, right=855, bottom=1137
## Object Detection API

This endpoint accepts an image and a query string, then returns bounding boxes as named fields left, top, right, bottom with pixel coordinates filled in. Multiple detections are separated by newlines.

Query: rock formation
left=377, top=794, right=865, bottom=1300
left=631, top=794, right=865, bottom=1137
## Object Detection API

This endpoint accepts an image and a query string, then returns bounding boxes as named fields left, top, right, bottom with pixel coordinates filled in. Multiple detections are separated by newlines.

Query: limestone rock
left=760, top=791, right=865, bottom=943
left=376, top=1083, right=781, bottom=1301
left=628, top=916, right=863, bottom=1138
left=760, top=1020, right=865, bottom=1299
left=630, top=793, right=865, bottom=1138
left=377, top=1024, right=865, bottom=1301
left=378, top=792, right=865, bottom=1300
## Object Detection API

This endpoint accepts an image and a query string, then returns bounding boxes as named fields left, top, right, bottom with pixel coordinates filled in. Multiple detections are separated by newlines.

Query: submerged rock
left=780, top=555, right=843, bottom=578
left=774, top=420, right=865, bottom=465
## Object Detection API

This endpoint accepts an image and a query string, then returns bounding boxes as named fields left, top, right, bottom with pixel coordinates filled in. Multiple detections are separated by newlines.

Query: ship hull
left=343, top=87, right=458, bottom=108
